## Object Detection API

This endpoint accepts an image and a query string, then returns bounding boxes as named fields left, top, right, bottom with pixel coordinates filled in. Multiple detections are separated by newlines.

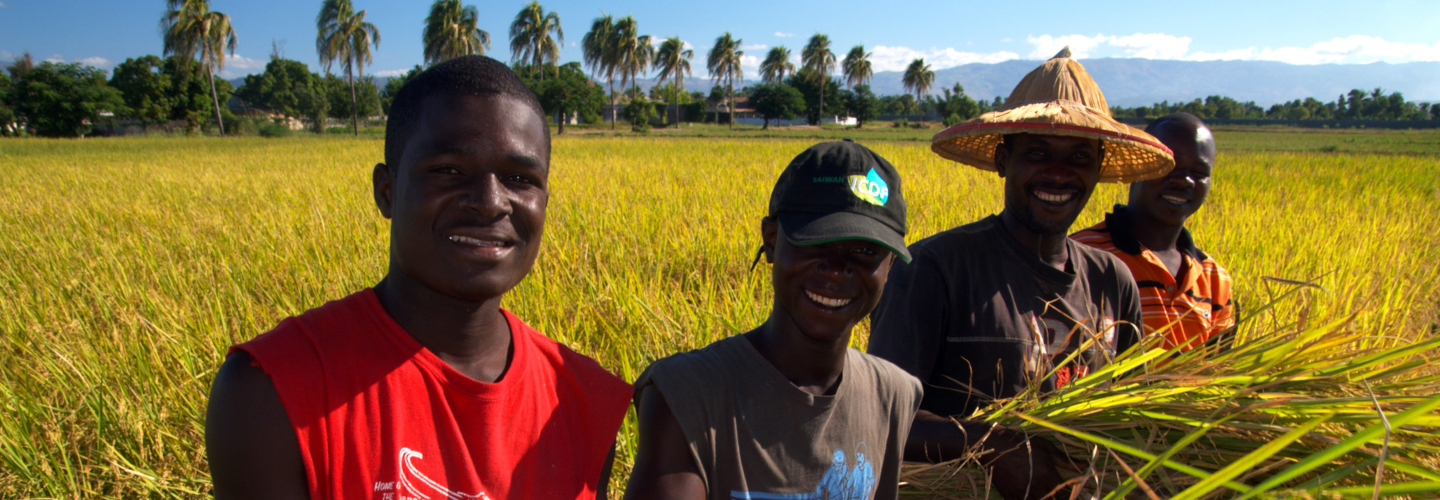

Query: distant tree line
left=1110, top=89, right=1440, bottom=121
left=8, top=0, right=1440, bottom=137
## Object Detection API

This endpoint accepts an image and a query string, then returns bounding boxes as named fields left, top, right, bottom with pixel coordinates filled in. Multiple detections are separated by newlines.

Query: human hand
left=976, top=426, right=1084, bottom=500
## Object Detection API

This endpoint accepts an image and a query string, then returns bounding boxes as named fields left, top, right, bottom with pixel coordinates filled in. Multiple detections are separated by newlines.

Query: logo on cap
left=848, top=168, right=889, bottom=206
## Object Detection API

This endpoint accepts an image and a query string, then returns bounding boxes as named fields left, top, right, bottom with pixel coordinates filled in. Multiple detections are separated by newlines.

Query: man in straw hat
left=867, top=48, right=1174, bottom=500
left=1072, top=112, right=1236, bottom=353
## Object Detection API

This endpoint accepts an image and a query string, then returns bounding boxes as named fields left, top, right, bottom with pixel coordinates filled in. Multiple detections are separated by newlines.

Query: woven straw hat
left=931, top=47, right=1175, bottom=183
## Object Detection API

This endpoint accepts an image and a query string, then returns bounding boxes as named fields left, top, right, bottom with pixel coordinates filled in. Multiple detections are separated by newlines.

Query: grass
left=1, top=132, right=1438, bottom=498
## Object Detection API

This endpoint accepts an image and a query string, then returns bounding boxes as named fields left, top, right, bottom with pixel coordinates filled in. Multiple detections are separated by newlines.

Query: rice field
left=1, top=134, right=1438, bottom=499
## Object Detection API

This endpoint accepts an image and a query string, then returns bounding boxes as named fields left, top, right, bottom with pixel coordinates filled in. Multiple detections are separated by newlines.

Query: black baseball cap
left=767, top=140, right=911, bottom=262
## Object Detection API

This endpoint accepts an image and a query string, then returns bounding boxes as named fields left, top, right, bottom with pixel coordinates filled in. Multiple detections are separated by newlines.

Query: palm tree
left=161, top=0, right=237, bottom=135
left=706, top=32, right=743, bottom=130
left=653, top=36, right=692, bottom=127
left=422, top=0, right=490, bottom=64
left=842, top=45, right=872, bottom=90
left=760, top=46, right=793, bottom=84
left=509, top=1, right=563, bottom=80
left=902, top=58, right=934, bottom=104
left=801, top=34, right=836, bottom=123
left=611, top=16, right=652, bottom=117
left=317, top=0, right=381, bottom=136
left=581, top=14, right=618, bottom=128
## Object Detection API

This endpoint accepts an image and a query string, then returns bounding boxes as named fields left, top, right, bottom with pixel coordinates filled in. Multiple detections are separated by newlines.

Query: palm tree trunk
left=348, top=66, right=359, bottom=137
left=819, top=81, right=825, bottom=127
left=205, top=65, right=225, bottom=136
left=609, top=78, right=616, bottom=131
left=727, top=81, right=734, bottom=130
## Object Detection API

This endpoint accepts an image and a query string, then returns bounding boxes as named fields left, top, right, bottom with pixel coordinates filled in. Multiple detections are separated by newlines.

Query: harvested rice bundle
left=899, top=297, right=1440, bottom=499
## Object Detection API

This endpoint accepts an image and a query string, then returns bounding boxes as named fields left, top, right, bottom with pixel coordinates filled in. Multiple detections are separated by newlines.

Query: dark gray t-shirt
left=868, top=215, right=1142, bottom=418
left=635, top=334, right=923, bottom=500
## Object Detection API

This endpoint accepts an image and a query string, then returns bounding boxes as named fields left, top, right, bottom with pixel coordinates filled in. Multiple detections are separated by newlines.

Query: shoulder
left=509, top=311, right=633, bottom=408
left=849, top=350, right=923, bottom=404
left=1072, top=241, right=1131, bottom=279
left=640, top=336, right=739, bottom=388
left=1070, top=220, right=1117, bottom=251
left=909, top=218, right=997, bottom=256
left=238, top=290, right=378, bottom=361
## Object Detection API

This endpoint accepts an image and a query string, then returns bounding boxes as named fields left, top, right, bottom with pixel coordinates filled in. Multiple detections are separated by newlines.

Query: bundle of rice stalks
left=899, top=295, right=1440, bottom=499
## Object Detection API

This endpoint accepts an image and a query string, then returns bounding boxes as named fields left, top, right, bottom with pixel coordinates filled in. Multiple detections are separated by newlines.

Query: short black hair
left=1145, top=112, right=1207, bottom=137
left=384, top=55, right=548, bottom=167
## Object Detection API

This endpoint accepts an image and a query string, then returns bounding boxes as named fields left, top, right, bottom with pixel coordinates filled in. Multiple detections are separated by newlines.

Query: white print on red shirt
left=372, top=447, right=492, bottom=500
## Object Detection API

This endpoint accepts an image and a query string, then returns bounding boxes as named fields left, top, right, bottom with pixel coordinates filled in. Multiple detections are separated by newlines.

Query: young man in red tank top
left=205, top=56, right=632, bottom=500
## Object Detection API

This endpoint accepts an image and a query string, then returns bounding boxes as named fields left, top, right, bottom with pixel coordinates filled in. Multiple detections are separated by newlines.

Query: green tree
left=321, top=73, right=378, bottom=123
left=525, top=62, right=604, bottom=134
left=317, top=0, right=381, bottom=136
left=10, top=62, right=125, bottom=137
left=235, top=56, right=320, bottom=119
left=380, top=65, right=423, bottom=115
left=110, top=55, right=174, bottom=125
left=509, top=1, right=564, bottom=80
left=706, top=32, right=743, bottom=129
left=0, top=72, right=12, bottom=135
left=580, top=13, right=618, bottom=129
left=162, top=55, right=233, bottom=132
left=841, top=45, right=872, bottom=90
left=748, top=82, right=804, bottom=129
left=423, top=0, right=490, bottom=64
left=902, top=58, right=934, bottom=104
left=845, top=83, right=879, bottom=128
left=162, top=0, right=238, bottom=135
left=619, top=88, right=656, bottom=132
left=786, top=69, right=842, bottom=125
left=801, top=34, right=836, bottom=121
left=936, top=82, right=978, bottom=120
left=652, top=36, right=692, bottom=127
left=760, top=46, right=794, bottom=84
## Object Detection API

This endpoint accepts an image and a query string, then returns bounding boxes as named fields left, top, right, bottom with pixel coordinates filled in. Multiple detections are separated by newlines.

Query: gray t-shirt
left=635, top=334, right=923, bottom=500
left=868, top=215, right=1143, bottom=418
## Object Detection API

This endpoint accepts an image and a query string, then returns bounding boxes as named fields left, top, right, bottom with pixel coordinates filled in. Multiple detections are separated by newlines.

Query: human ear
left=993, top=142, right=1009, bottom=178
left=761, top=217, right=778, bottom=263
left=373, top=163, right=394, bottom=219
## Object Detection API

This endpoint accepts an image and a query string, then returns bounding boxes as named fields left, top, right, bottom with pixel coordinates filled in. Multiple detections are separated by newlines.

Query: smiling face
left=373, top=93, right=550, bottom=302
left=1129, top=124, right=1214, bottom=227
left=763, top=218, right=896, bottom=344
left=994, top=134, right=1104, bottom=237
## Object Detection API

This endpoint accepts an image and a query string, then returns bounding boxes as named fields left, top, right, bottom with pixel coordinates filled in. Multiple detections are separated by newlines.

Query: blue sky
left=4, top=0, right=1440, bottom=79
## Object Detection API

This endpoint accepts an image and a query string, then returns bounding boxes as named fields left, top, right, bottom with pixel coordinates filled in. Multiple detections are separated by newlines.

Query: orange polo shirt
left=1071, top=206, right=1235, bottom=351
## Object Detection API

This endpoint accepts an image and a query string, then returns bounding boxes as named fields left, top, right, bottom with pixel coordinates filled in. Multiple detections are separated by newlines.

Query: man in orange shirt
left=1072, top=112, right=1236, bottom=351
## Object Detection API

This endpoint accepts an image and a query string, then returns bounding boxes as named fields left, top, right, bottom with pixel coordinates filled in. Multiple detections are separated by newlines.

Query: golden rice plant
left=0, top=135, right=1436, bottom=499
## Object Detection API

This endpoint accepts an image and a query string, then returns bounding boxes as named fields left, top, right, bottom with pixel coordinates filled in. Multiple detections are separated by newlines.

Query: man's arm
left=206, top=351, right=309, bottom=500
left=906, top=411, right=1080, bottom=500
left=622, top=386, right=705, bottom=500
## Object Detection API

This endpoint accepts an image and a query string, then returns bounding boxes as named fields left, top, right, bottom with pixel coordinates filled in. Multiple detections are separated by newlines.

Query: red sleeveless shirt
left=234, top=289, right=631, bottom=500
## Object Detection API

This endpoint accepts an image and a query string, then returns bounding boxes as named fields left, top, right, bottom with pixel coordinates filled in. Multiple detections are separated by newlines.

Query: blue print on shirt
left=730, top=443, right=875, bottom=500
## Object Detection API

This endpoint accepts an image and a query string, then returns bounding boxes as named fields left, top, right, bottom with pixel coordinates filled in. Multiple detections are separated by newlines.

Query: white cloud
left=1250, top=36, right=1440, bottom=65
left=1185, top=48, right=1256, bottom=61
left=45, top=54, right=65, bottom=63
left=218, top=54, right=267, bottom=77
left=0, top=50, right=13, bottom=59
left=1026, top=33, right=1192, bottom=60
left=374, top=68, right=410, bottom=77
left=1025, top=33, right=1440, bottom=65
left=742, top=43, right=768, bottom=51
left=77, top=56, right=112, bottom=68
left=739, top=54, right=760, bottom=74
left=775, top=32, right=795, bottom=38
left=870, top=45, right=1018, bottom=72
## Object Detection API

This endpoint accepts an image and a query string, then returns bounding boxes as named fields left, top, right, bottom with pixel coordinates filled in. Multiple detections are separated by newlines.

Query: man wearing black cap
left=624, top=140, right=923, bottom=500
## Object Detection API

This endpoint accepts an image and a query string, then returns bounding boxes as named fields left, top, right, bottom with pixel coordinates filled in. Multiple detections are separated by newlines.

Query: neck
left=743, top=313, right=849, bottom=397
left=999, top=211, right=1070, bottom=270
left=373, top=266, right=513, bottom=383
left=1124, top=206, right=1185, bottom=253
